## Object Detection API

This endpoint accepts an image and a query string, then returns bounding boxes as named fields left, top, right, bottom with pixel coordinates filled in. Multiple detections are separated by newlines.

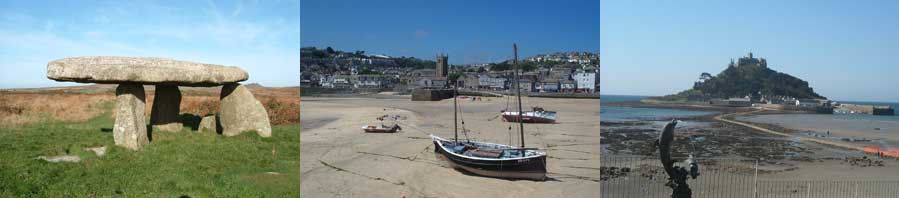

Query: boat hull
left=501, top=112, right=556, bottom=123
left=361, top=125, right=401, bottom=133
left=432, top=139, right=547, bottom=180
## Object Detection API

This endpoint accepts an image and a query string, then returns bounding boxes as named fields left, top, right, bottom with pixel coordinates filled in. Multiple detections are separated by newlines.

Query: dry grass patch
left=0, top=92, right=115, bottom=126
left=1, top=86, right=299, bottom=127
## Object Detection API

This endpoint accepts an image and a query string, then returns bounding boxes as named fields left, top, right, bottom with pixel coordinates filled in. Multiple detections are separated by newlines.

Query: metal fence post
left=806, top=182, right=811, bottom=198
left=753, top=160, right=758, bottom=198
left=854, top=181, right=858, bottom=197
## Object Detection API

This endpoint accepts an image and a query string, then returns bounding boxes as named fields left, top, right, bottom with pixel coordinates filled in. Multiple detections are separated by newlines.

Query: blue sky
left=601, top=0, right=899, bottom=102
left=301, top=0, right=600, bottom=65
left=0, top=0, right=299, bottom=88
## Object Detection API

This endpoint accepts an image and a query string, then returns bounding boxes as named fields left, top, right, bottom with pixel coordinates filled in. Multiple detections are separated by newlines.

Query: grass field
left=0, top=89, right=300, bottom=197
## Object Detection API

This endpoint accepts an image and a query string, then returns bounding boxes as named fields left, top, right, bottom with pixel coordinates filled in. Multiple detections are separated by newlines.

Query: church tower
left=436, top=54, right=449, bottom=77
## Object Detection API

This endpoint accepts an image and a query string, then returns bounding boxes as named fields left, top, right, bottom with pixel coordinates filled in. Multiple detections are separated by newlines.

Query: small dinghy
left=362, top=115, right=402, bottom=133
left=362, top=124, right=402, bottom=133
left=501, top=106, right=557, bottom=123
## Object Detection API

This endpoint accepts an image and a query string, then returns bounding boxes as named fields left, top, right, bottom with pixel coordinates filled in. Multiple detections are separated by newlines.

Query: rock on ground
left=198, top=115, right=220, bottom=133
left=46, top=56, right=248, bottom=86
left=114, top=84, right=150, bottom=150
left=37, top=155, right=81, bottom=163
left=150, top=85, right=183, bottom=132
left=85, top=146, right=107, bottom=157
left=219, top=83, right=272, bottom=137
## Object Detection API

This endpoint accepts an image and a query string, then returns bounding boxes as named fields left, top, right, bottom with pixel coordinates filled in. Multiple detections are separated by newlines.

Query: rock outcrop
left=114, top=84, right=150, bottom=150
left=219, top=83, right=272, bottom=137
left=150, top=85, right=183, bottom=132
left=47, top=56, right=248, bottom=86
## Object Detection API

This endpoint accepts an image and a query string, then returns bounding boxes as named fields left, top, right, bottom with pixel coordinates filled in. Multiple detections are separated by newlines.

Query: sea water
left=600, top=95, right=715, bottom=121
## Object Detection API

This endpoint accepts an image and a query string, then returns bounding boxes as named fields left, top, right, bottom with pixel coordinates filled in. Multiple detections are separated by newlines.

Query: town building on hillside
left=538, top=79, right=561, bottom=93
left=560, top=79, right=576, bottom=93
left=354, top=75, right=393, bottom=88
left=572, top=71, right=596, bottom=93
left=460, top=74, right=480, bottom=89
left=478, top=74, right=506, bottom=90
left=517, top=79, right=534, bottom=92
left=320, top=75, right=353, bottom=88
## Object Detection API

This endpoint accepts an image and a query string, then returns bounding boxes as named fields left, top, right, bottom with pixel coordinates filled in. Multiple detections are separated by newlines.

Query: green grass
left=0, top=103, right=299, bottom=197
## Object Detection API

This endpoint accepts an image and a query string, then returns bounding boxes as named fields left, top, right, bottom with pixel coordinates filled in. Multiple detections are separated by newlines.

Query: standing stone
left=114, top=84, right=150, bottom=150
left=150, top=85, right=183, bottom=132
left=198, top=115, right=219, bottom=133
left=219, top=83, right=271, bottom=137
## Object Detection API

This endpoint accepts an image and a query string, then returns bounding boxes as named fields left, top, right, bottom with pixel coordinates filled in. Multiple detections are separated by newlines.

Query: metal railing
left=756, top=180, right=899, bottom=198
left=601, top=156, right=899, bottom=198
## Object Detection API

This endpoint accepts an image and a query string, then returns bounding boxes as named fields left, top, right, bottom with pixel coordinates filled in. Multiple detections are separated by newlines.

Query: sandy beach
left=300, top=95, right=601, bottom=197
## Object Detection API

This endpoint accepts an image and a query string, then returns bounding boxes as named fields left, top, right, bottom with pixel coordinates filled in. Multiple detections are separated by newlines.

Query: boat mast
left=514, top=44, right=525, bottom=148
left=454, top=65, right=459, bottom=143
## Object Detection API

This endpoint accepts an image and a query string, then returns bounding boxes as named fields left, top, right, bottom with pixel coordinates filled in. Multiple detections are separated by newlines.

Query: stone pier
left=47, top=56, right=272, bottom=150
left=150, top=85, right=183, bottom=132
left=114, top=84, right=149, bottom=150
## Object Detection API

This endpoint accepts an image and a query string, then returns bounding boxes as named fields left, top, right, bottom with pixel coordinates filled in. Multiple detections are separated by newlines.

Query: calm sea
left=600, top=95, right=648, bottom=103
left=600, top=95, right=715, bottom=121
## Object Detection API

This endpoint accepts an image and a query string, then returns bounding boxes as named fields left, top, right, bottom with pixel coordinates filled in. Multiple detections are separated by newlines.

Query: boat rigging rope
left=506, top=94, right=514, bottom=146
left=457, top=95, right=471, bottom=143
left=393, top=119, right=431, bottom=137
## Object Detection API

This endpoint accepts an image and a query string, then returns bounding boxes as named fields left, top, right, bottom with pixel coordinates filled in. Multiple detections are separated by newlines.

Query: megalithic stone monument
left=150, top=85, right=183, bottom=132
left=219, top=83, right=272, bottom=137
left=47, top=56, right=272, bottom=150
left=114, top=84, right=149, bottom=150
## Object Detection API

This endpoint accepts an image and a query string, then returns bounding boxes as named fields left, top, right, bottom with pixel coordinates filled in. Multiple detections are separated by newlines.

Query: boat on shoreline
left=431, top=43, right=547, bottom=180
left=362, top=115, right=402, bottom=133
left=501, top=106, right=557, bottom=123
left=431, top=135, right=547, bottom=180
left=362, top=124, right=402, bottom=133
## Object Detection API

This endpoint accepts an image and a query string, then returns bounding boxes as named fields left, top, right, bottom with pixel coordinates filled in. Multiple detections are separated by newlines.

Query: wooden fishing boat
left=501, top=107, right=557, bottom=123
left=431, top=135, right=546, bottom=180
left=431, top=43, right=547, bottom=181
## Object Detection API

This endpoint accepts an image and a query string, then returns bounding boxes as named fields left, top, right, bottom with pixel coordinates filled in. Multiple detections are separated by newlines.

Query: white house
left=572, top=72, right=596, bottom=93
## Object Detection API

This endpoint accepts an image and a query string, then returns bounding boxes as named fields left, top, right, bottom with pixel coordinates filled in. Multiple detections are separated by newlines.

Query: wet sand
left=300, top=96, right=601, bottom=198
left=601, top=102, right=899, bottom=197
left=736, top=113, right=899, bottom=150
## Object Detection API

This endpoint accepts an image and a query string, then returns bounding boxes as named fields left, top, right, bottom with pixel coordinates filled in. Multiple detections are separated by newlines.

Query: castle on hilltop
left=729, top=51, right=767, bottom=68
